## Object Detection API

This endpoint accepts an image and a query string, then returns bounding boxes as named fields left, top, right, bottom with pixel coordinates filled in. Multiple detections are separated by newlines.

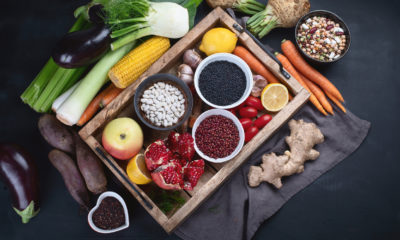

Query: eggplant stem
left=13, top=201, right=39, bottom=224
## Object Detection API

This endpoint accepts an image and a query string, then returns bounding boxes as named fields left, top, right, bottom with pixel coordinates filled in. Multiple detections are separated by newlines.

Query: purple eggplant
left=0, top=144, right=39, bottom=223
left=52, top=24, right=111, bottom=68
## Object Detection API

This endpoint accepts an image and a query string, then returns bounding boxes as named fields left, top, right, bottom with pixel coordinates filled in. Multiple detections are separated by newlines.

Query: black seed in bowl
left=199, top=61, right=246, bottom=106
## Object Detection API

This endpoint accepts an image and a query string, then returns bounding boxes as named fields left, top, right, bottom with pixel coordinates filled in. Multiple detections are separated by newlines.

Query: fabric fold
left=176, top=104, right=371, bottom=240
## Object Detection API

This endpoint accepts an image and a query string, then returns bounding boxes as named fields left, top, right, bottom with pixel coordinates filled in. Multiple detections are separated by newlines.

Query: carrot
left=77, top=84, right=115, bottom=126
left=99, top=87, right=122, bottom=108
left=275, top=52, right=327, bottom=116
left=281, top=40, right=344, bottom=102
left=233, top=46, right=280, bottom=84
left=300, top=73, right=334, bottom=115
left=325, top=91, right=346, bottom=113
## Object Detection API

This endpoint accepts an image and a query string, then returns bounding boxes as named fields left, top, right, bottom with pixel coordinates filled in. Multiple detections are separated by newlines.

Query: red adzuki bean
left=195, top=115, right=239, bottom=159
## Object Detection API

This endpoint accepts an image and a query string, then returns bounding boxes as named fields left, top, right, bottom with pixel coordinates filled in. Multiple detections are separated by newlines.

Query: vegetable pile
left=14, top=0, right=354, bottom=230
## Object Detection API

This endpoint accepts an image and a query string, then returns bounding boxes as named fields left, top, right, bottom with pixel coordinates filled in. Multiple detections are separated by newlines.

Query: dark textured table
left=1, top=0, right=399, bottom=239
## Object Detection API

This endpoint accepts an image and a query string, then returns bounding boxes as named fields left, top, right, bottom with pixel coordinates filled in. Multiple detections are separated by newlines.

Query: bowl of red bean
left=192, top=109, right=245, bottom=163
left=295, top=10, right=351, bottom=64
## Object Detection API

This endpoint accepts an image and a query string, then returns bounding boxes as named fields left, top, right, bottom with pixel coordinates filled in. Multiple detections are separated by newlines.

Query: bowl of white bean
left=134, top=73, right=193, bottom=131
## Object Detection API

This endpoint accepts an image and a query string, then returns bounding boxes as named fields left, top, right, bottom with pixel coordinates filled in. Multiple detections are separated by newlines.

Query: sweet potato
left=38, top=114, right=74, bottom=154
left=48, top=149, right=89, bottom=209
left=74, top=134, right=107, bottom=194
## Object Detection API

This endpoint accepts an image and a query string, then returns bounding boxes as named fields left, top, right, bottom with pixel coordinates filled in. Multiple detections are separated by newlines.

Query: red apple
left=102, top=117, right=143, bottom=160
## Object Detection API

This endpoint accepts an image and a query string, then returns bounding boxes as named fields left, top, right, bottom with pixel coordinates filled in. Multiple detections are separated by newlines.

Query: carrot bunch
left=279, top=39, right=346, bottom=115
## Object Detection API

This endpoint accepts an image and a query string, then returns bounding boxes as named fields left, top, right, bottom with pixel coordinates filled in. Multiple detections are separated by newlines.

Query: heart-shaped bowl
left=88, top=191, right=130, bottom=234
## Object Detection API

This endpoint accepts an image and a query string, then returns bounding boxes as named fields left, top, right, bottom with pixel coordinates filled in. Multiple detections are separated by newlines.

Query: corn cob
left=109, top=36, right=170, bottom=88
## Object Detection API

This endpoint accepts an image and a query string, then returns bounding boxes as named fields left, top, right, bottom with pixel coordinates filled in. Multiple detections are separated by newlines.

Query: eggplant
left=88, top=4, right=105, bottom=25
left=0, top=144, right=40, bottom=223
left=52, top=24, right=111, bottom=68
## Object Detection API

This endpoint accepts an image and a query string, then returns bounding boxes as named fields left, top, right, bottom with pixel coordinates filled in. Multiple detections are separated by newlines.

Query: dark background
left=1, top=0, right=399, bottom=239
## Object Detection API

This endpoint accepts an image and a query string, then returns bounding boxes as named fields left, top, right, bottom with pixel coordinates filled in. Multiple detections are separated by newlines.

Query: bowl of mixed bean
left=295, top=10, right=351, bottom=64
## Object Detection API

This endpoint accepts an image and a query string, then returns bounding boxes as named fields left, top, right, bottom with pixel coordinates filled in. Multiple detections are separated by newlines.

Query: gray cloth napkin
left=175, top=104, right=371, bottom=240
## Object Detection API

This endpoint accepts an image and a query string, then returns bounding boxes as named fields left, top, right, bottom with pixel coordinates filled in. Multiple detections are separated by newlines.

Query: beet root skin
left=38, top=114, right=74, bottom=154
left=74, top=134, right=107, bottom=194
left=48, top=149, right=89, bottom=209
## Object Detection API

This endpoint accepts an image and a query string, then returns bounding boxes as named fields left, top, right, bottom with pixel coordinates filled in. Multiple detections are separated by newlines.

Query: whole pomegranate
left=144, top=132, right=204, bottom=190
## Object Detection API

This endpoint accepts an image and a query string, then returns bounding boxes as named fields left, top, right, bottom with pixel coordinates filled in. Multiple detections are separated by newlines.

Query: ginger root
left=248, top=119, right=324, bottom=188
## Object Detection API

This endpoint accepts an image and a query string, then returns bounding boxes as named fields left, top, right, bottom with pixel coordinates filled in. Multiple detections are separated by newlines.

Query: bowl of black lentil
left=192, top=109, right=245, bottom=163
left=194, top=53, right=253, bottom=109
left=295, top=10, right=351, bottom=64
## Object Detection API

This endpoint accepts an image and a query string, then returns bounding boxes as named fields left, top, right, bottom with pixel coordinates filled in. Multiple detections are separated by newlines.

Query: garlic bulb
left=183, top=49, right=202, bottom=69
left=178, top=64, right=194, bottom=85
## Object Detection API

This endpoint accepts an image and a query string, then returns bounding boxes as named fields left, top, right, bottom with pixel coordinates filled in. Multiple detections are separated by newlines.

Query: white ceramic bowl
left=88, top=191, right=130, bottom=234
left=194, top=53, right=253, bottom=109
left=192, top=109, right=245, bottom=163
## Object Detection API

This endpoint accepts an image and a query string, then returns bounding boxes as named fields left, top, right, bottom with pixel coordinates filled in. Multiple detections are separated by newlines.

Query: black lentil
left=199, top=61, right=246, bottom=106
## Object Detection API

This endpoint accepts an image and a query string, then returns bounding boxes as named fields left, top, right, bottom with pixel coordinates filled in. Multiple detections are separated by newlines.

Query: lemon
left=126, top=154, right=152, bottom=185
left=261, top=83, right=289, bottom=112
left=199, top=28, right=237, bottom=56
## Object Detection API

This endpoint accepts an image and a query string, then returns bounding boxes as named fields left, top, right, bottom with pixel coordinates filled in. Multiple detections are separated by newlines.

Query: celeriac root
left=248, top=119, right=324, bottom=188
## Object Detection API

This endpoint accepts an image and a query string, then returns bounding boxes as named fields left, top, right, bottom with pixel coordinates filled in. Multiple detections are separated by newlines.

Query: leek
left=52, top=81, right=81, bottom=112
left=56, top=42, right=135, bottom=126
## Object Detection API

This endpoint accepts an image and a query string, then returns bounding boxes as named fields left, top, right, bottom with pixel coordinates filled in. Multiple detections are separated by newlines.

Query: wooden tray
left=79, top=7, right=309, bottom=233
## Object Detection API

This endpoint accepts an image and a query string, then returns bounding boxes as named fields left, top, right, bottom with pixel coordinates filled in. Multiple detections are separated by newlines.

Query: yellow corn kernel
left=109, top=37, right=170, bottom=88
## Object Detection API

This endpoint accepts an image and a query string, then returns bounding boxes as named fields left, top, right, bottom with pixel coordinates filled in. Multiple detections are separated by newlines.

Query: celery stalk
left=39, top=67, right=87, bottom=112
left=20, top=15, right=89, bottom=109
left=56, top=42, right=135, bottom=126
left=21, top=58, right=58, bottom=104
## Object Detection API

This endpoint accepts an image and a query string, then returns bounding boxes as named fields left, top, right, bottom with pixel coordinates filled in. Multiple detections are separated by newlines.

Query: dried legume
left=297, top=16, right=347, bottom=61
left=195, top=115, right=239, bottom=158
left=199, top=61, right=246, bottom=106
left=140, top=81, right=185, bottom=127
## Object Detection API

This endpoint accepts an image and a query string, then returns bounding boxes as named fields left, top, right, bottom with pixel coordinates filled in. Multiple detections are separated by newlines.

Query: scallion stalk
left=56, top=42, right=135, bottom=126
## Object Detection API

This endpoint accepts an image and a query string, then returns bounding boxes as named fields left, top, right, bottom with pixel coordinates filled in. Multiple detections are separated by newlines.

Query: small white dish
left=192, top=109, right=245, bottom=163
left=194, top=53, right=253, bottom=109
left=88, top=191, right=130, bottom=234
